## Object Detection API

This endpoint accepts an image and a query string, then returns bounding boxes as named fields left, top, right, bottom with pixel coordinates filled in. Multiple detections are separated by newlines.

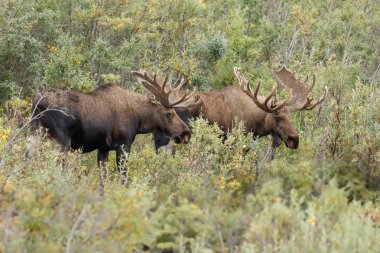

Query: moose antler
left=273, top=65, right=327, bottom=111
left=131, top=70, right=202, bottom=108
left=234, top=67, right=293, bottom=114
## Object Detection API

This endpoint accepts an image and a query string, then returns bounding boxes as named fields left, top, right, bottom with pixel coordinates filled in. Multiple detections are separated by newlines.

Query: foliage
left=1, top=117, right=380, bottom=252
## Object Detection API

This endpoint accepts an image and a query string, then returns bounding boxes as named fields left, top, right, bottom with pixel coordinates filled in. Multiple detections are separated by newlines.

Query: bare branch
left=66, top=200, right=88, bottom=253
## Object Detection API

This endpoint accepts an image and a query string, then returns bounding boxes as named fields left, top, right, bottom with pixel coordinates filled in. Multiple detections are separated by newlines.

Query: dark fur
left=28, top=84, right=191, bottom=172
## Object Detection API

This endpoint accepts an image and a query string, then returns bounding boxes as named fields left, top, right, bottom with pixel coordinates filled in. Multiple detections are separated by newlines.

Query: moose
left=151, top=65, right=327, bottom=152
left=26, top=71, right=200, bottom=194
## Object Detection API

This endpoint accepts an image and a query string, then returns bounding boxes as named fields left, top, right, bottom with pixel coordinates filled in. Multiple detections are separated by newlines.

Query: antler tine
left=253, top=81, right=260, bottom=98
left=173, top=78, right=185, bottom=97
left=272, top=89, right=294, bottom=111
left=263, top=83, right=277, bottom=107
left=234, top=67, right=249, bottom=87
left=161, top=71, right=169, bottom=92
left=305, top=86, right=327, bottom=110
left=291, top=86, right=327, bottom=111
left=170, top=86, right=199, bottom=107
left=153, top=72, right=157, bottom=83
left=169, top=89, right=189, bottom=107
left=133, top=70, right=159, bottom=94
left=132, top=70, right=169, bottom=107
left=234, top=67, right=291, bottom=114
left=306, top=75, right=316, bottom=93
left=175, top=93, right=202, bottom=108
left=132, top=69, right=201, bottom=108
left=148, top=71, right=162, bottom=94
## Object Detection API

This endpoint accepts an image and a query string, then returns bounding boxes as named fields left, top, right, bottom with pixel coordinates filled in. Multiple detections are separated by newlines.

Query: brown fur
left=186, top=85, right=298, bottom=149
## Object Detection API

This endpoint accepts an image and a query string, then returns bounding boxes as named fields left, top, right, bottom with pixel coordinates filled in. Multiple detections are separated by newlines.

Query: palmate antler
left=234, top=67, right=293, bottom=114
left=131, top=70, right=202, bottom=108
left=274, top=65, right=328, bottom=111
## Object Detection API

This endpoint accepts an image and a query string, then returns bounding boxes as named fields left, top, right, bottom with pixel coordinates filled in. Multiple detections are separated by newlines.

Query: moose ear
left=165, top=111, right=174, bottom=120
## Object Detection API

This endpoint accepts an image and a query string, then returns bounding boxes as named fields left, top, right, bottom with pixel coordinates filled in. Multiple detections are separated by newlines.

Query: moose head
left=132, top=70, right=202, bottom=144
left=234, top=65, right=327, bottom=149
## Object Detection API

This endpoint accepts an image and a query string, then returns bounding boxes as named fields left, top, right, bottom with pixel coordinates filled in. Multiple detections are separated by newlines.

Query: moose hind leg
left=97, top=149, right=109, bottom=196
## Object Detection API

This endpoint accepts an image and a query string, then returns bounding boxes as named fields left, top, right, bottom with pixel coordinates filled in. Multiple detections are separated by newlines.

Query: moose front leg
left=153, top=130, right=171, bottom=153
left=97, top=149, right=109, bottom=196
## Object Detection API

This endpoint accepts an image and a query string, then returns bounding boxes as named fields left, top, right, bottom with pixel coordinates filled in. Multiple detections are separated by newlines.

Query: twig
left=285, top=30, right=298, bottom=63
left=66, top=201, right=88, bottom=253
left=75, top=213, right=121, bottom=252
left=369, top=62, right=380, bottom=83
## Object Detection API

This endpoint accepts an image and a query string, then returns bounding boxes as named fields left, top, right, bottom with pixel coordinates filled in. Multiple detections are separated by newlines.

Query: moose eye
left=275, top=117, right=282, bottom=123
left=166, top=111, right=174, bottom=120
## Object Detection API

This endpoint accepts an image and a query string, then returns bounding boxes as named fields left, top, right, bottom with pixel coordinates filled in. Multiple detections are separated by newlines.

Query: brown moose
left=152, top=65, right=327, bottom=151
left=26, top=73, right=200, bottom=194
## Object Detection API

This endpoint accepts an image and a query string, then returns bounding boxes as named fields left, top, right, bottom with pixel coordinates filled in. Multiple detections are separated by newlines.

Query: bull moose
left=151, top=65, right=327, bottom=152
left=26, top=72, right=200, bottom=194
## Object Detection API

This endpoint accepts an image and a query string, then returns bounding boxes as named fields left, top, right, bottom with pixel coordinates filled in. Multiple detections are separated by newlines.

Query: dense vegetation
left=0, top=0, right=379, bottom=252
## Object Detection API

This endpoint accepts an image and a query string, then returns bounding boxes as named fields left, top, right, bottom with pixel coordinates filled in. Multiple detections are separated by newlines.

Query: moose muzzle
left=173, top=130, right=191, bottom=144
left=285, top=135, right=299, bottom=149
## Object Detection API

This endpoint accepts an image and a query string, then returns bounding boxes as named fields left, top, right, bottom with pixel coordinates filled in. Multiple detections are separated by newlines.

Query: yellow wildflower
left=4, top=180, right=13, bottom=193
left=220, top=176, right=225, bottom=189
left=309, top=215, right=317, bottom=226
left=227, top=179, right=240, bottom=189
left=47, top=45, right=58, bottom=53
left=0, top=128, right=11, bottom=142
left=73, top=58, right=81, bottom=65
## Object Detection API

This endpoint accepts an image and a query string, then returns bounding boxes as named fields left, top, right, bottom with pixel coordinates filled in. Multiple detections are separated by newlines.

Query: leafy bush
left=1, top=115, right=380, bottom=252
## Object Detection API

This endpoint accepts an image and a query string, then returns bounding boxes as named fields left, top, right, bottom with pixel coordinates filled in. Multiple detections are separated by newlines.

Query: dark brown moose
left=26, top=75, right=199, bottom=194
left=153, top=65, right=327, bottom=151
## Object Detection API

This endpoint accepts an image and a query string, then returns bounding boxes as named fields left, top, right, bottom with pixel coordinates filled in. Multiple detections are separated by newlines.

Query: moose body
left=27, top=84, right=193, bottom=194
left=193, top=86, right=295, bottom=137
left=153, top=85, right=299, bottom=151
left=28, top=84, right=191, bottom=157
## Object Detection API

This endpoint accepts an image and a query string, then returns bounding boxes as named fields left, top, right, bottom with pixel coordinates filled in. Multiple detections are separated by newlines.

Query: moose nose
left=180, top=130, right=191, bottom=144
left=287, top=135, right=299, bottom=149
left=173, top=130, right=191, bottom=144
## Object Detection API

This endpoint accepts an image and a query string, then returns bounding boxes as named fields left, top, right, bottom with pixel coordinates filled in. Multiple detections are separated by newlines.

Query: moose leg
left=116, top=145, right=130, bottom=186
left=50, top=129, right=72, bottom=169
left=97, top=149, right=109, bottom=197
left=153, top=130, right=171, bottom=153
